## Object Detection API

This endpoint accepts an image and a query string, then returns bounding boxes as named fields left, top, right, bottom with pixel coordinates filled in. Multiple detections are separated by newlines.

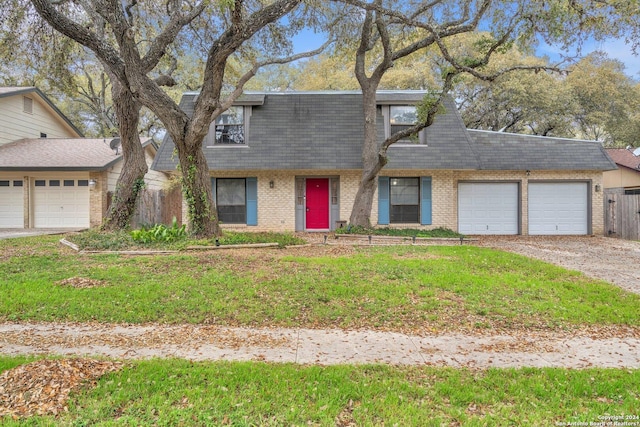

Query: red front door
left=306, top=178, right=330, bottom=230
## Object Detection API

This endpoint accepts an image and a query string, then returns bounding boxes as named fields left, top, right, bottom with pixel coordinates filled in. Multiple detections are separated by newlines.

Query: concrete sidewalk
left=1, top=323, right=638, bottom=369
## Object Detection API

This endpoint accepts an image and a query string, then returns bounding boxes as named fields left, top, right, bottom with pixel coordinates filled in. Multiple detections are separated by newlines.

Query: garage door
left=0, top=179, right=24, bottom=228
left=458, top=182, right=519, bottom=235
left=528, top=182, right=588, bottom=235
left=33, top=179, right=90, bottom=228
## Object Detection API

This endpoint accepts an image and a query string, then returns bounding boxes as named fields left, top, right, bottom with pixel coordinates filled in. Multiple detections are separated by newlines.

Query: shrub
left=130, top=218, right=187, bottom=244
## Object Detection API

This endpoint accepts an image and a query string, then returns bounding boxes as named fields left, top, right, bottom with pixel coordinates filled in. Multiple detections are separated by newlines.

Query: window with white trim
left=389, top=105, right=419, bottom=143
left=215, top=106, right=244, bottom=144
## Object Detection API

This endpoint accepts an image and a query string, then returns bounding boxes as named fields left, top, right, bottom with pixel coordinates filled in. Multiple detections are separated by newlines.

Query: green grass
left=1, top=235, right=639, bottom=331
left=0, top=357, right=638, bottom=426
left=336, top=225, right=462, bottom=238
left=2, top=236, right=640, bottom=425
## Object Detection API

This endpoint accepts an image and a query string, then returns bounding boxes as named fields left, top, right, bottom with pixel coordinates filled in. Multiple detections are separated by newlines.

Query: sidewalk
left=1, top=322, right=639, bottom=369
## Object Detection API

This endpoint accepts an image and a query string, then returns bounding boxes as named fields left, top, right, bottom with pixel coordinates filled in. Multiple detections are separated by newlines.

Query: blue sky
left=292, top=30, right=640, bottom=80
left=537, top=38, right=640, bottom=80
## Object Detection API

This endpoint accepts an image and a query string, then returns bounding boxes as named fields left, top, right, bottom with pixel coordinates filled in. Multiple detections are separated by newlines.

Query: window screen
left=390, top=177, right=420, bottom=223
left=216, top=178, right=246, bottom=223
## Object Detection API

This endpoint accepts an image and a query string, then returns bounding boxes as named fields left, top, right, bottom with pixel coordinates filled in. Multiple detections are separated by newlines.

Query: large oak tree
left=30, top=0, right=328, bottom=236
left=338, top=0, right=640, bottom=227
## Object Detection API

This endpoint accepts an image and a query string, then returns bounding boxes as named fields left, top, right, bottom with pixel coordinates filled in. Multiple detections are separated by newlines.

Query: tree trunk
left=176, top=142, right=221, bottom=237
left=101, top=80, right=148, bottom=231
left=349, top=87, right=386, bottom=227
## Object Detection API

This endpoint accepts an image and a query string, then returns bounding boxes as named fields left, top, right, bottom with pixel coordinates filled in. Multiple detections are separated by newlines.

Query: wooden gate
left=605, top=193, right=640, bottom=240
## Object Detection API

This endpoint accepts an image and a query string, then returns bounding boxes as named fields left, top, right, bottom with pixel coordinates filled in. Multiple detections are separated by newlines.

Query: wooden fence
left=130, top=187, right=182, bottom=228
left=604, top=193, right=640, bottom=240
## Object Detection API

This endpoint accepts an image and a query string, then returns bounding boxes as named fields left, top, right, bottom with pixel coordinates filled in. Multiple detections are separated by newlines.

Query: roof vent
left=109, top=137, right=121, bottom=155
left=633, top=147, right=640, bottom=157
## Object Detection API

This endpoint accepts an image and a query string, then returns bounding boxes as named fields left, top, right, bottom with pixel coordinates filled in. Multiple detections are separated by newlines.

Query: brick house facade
left=153, top=91, right=615, bottom=236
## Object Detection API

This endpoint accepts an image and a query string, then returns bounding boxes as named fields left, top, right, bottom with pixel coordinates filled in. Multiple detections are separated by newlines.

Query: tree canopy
left=3, top=0, right=639, bottom=233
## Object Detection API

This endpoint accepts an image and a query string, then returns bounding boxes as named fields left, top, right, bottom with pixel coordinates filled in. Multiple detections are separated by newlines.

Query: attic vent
left=23, top=96, right=33, bottom=114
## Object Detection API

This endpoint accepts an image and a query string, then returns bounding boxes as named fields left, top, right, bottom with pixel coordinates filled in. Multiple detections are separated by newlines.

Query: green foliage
left=130, top=218, right=187, bottom=244
left=416, top=92, right=446, bottom=124
left=180, top=159, right=215, bottom=236
left=336, top=226, right=461, bottom=238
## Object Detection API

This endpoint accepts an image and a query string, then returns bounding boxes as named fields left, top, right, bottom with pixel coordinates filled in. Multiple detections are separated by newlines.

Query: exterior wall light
left=269, top=180, right=274, bottom=189
left=89, top=179, right=97, bottom=187
left=525, top=170, right=531, bottom=176
left=595, top=184, right=601, bottom=192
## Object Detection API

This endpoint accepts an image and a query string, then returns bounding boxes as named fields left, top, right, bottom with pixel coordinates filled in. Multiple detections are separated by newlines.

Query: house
left=0, top=87, right=167, bottom=229
left=603, top=148, right=640, bottom=195
left=151, top=91, right=617, bottom=235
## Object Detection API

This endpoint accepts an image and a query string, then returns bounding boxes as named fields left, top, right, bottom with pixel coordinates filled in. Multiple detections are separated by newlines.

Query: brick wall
left=89, top=171, right=108, bottom=228
left=175, top=169, right=604, bottom=235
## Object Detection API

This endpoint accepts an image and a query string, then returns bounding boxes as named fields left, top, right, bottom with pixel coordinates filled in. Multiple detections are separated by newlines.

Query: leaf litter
left=0, top=358, right=122, bottom=419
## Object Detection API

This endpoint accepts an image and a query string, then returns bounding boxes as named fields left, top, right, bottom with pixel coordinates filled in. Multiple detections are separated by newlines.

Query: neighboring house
left=152, top=91, right=617, bottom=235
left=0, top=87, right=166, bottom=229
left=603, top=148, right=640, bottom=195
left=0, top=87, right=83, bottom=146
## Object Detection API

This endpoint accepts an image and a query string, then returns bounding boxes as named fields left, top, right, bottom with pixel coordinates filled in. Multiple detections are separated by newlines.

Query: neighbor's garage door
left=33, top=178, right=90, bottom=228
left=458, top=182, right=519, bottom=235
left=0, top=179, right=24, bottom=228
left=528, top=182, right=588, bottom=235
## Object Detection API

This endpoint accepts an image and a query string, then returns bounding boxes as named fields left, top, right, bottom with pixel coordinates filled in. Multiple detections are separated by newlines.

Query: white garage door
left=528, top=182, right=588, bottom=235
left=33, top=179, right=90, bottom=228
left=458, top=182, right=519, bottom=235
left=0, top=179, right=24, bottom=228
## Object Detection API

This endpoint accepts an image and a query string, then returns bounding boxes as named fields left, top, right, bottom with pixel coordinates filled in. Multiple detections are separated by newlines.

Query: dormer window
left=385, top=105, right=423, bottom=144
left=215, top=106, right=244, bottom=144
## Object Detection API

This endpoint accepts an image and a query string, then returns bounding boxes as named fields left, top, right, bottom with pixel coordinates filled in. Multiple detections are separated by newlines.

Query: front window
left=216, top=178, right=246, bottom=223
left=215, top=106, right=244, bottom=144
left=390, top=177, right=420, bottom=223
left=390, top=106, right=418, bottom=142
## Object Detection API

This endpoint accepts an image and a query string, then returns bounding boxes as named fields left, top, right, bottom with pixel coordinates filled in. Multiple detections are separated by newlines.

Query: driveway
left=0, top=228, right=84, bottom=240
left=478, top=236, right=640, bottom=295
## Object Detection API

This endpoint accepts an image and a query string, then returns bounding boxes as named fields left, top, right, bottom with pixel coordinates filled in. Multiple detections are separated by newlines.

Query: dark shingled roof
left=468, top=130, right=617, bottom=171
left=152, top=91, right=615, bottom=172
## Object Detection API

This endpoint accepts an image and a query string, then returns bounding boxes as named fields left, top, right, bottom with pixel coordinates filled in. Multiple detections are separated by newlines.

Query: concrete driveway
left=0, top=228, right=84, bottom=240
left=478, top=235, right=640, bottom=295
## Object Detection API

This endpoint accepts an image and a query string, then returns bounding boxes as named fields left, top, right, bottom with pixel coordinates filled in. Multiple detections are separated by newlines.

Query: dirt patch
left=56, top=277, right=109, bottom=289
left=478, top=236, right=640, bottom=295
left=0, top=358, right=122, bottom=418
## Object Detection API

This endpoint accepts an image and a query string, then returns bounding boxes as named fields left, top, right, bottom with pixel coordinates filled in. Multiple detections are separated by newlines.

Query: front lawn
left=2, top=234, right=640, bottom=426
left=1, top=234, right=639, bottom=332
left=0, top=357, right=638, bottom=426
